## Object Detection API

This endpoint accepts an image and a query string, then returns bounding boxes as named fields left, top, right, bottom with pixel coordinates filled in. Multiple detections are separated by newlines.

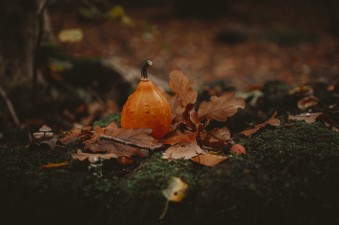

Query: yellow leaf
left=58, top=28, right=83, bottom=43
left=162, top=177, right=188, bottom=202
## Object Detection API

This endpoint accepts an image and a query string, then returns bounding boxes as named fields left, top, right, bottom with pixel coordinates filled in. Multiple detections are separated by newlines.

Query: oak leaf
left=197, top=92, right=245, bottom=122
left=169, top=70, right=198, bottom=107
left=164, top=132, right=197, bottom=145
left=83, top=126, right=153, bottom=158
left=191, top=153, right=229, bottom=167
left=240, top=112, right=280, bottom=137
left=166, top=95, right=185, bottom=121
left=162, top=142, right=204, bottom=160
left=58, top=129, right=92, bottom=145
left=202, top=127, right=231, bottom=149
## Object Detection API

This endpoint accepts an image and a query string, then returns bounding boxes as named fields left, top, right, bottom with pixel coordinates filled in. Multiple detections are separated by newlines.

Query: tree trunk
left=0, top=0, right=41, bottom=120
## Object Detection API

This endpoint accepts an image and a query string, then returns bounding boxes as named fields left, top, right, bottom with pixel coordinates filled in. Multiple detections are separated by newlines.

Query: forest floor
left=0, top=1, right=339, bottom=225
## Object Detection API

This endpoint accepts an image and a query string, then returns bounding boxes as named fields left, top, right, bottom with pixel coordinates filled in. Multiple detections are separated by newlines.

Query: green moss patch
left=0, top=121, right=338, bottom=225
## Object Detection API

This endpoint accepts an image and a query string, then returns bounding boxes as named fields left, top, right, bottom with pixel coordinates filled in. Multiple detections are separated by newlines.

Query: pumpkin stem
left=141, top=60, right=152, bottom=79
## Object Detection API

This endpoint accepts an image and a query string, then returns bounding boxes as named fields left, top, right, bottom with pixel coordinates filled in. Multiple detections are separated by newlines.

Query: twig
left=100, top=135, right=164, bottom=150
left=0, top=86, right=21, bottom=127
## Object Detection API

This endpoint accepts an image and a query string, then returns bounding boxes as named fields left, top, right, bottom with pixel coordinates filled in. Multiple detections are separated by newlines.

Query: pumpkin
left=120, top=60, right=172, bottom=139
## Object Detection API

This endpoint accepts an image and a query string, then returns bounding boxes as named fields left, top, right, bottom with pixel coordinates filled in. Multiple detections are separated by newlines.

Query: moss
left=0, top=121, right=338, bottom=225
left=93, top=113, right=121, bottom=127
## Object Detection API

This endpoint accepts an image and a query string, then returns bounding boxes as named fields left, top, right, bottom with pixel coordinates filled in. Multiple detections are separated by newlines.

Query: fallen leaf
left=240, top=112, right=280, bottom=137
left=230, top=144, right=247, bottom=155
left=83, top=126, right=154, bottom=158
left=288, top=112, right=323, bottom=124
left=166, top=95, right=185, bottom=121
left=162, top=177, right=188, bottom=202
left=297, top=95, right=319, bottom=110
left=164, top=132, right=197, bottom=145
left=202, top=127, right=231, bottom=149
left=191, top=153, right=229, bottom=167
left=162, top=142, right=204, bottom=160
left=197, top=92, right=245, bottom=122
left=169, top=70, right=198, bottom=107
left=72, top=149, right=118, bottom=163
left=159, top=176, right=189, bottom=220
left=58, top=129, right=92, bottom=145
left=181, top=104, right=200, bottom=130
left=58, top=28, right=83, bottom=43
left=41, top=162, right=70, bottom=169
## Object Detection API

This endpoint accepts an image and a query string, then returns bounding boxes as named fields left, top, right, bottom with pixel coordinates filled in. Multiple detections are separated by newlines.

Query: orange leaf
left=191, top=153, right=229, bottom=167
left=197, top=92, right=245, bottom=122
left=240, top=112, right=280, bottom=137
left=41, top=162, right=70, bottom=169
left=162, top=142, right=204, bottom=160
left=169, top=70, right=198, bottom=107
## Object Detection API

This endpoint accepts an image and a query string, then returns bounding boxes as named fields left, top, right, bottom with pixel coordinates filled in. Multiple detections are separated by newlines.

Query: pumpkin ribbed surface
left=121, top=79, right=172, bottom=139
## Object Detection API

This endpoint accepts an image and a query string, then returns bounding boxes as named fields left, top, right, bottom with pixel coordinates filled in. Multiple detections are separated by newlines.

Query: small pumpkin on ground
left=120, top=60, right=172, bottom=139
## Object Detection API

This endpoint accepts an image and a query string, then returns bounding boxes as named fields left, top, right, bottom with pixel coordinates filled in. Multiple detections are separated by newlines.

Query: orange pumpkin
left=121, top=60, right=172, bottom=139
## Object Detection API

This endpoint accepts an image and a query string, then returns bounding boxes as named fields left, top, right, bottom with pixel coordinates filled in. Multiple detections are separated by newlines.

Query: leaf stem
left=159, top=200, right=170, bottom=220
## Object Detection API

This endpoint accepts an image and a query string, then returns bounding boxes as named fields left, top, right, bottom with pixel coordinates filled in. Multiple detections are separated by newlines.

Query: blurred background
left=0, top=0, right=338, bottom=141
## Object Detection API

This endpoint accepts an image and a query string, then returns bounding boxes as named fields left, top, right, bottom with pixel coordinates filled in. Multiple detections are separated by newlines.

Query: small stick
left=100, top=135, right=164, bottom=150
left=0, top=85, right=21, bottom=127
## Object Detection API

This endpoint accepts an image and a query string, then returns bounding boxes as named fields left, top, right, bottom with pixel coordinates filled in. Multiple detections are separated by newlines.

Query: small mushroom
left=33, top=125, right=54, bottom=139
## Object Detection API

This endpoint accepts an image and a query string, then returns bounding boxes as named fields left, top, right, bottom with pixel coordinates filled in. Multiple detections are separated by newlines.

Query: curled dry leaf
left=201, top=127, right=231, bottom=149
left=197, top=92, right=245, bottom=122
left=191, top=153, right=230, bottom=167
left=240, top=112, right=280, bottom=137
left=72, top=149, right=118, bottom=163
left=288, top=112, right=323, bottom=124
left=162, top=142, right=204, bottom=160
left=297, top=95, right=319, bottom=110
left=169, top=70, right=198, bottom=107
left=230, top=144, right=247, bottom=155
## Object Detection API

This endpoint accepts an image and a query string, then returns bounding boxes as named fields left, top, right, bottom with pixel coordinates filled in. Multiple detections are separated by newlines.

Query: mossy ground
left=0, top=120, right=338, bottom=225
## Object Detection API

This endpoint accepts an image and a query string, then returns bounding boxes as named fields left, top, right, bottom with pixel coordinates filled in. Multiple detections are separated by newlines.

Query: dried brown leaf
left=169, top=70, right=198, bottom=107
left=162, top=142, right=204, bottom=160
left=191, top=153, right=229, bottom=167
left=202, top=127, right=231, bottom=149
left=166, top=95, right=185, bottom=121
left=58, top=129, right=92, bottom=145
left=209, top=127, right=231, bottom=142
left=240, top=112, right=281, bottom=137
left=164, top=132, right=197, bottom=145
left=72, top=149, right=118, bottom=163
left=83, top=126, right=154, bottom=158
left=197, top=92, right=245, bottom=122
left=297, top=95, right=319, bottom=110
left=107, top=127, right=157, bottom=147
left=288, top=112, right=323, bottom=124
